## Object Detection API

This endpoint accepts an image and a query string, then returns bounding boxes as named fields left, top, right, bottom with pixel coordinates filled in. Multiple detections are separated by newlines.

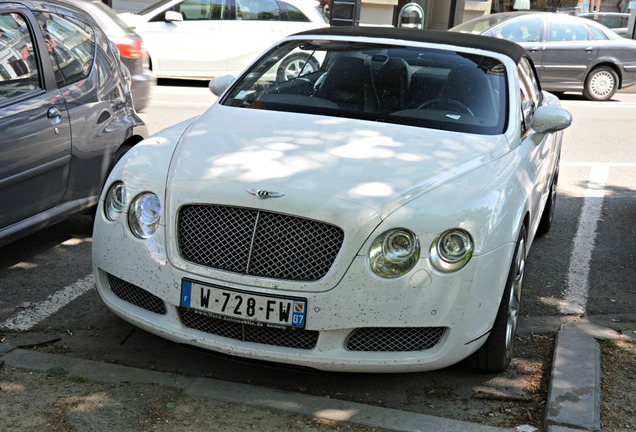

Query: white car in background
left=118, top=0, right=328, bottom=79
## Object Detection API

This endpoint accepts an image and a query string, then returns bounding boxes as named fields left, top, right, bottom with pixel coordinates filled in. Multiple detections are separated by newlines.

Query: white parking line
left=559, top=165, right=609, bottom=315
left=0, top=274, right=94, bottom=331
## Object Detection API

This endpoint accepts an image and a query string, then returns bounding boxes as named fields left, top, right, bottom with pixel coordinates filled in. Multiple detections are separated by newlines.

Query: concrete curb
left=544, top=321, right=626, bottom=432
left=1, top=347, right=510, bottom=432
left=1, top=319, right=632, bottom=432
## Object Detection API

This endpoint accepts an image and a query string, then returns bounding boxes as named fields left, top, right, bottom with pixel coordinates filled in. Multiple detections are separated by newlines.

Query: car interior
left=223, top=43, right=508, bottom=135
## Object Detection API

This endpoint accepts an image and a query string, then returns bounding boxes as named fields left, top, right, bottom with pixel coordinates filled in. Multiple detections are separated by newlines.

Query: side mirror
left=165, top=11, right=184, bottom=22
left=531, top=106, right=572, bottom=134
left=209, top=75, right=235, bottom=97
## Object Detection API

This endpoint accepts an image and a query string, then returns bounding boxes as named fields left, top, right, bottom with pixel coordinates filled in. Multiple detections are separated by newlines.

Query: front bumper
left=93, top=213, right=513, bottom=372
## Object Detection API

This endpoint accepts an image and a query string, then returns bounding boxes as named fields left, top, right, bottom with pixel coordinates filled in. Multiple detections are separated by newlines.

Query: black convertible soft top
left=293, top=26, right=526, bottom=65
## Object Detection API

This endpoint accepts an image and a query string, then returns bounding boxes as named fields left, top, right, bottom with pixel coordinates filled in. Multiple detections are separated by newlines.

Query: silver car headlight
left=430, top=229, right=474, bottom=273
left=104, top=181, right=126, bottom=221
left=128, top=192, right=161, bottom=239
left=369, top=229, right=420, bottom=278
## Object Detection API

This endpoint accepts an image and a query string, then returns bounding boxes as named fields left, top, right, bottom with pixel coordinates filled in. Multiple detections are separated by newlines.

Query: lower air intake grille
left=346, top=327, right=446, bottom=352
left=107, top=273, right=166, bottom=315
left=179, top=307, right=319, bottom=350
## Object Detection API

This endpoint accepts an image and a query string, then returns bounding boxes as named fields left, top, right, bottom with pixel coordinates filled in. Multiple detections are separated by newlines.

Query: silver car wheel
left=505, top=234, right=525, bottom=359
left=282, top=58, right=307, bottom=79
left=277, top=53, right=320, bottom=82
left=585, top=66, right=618, bottom=101
left=469, top=225, right=527, bottom=372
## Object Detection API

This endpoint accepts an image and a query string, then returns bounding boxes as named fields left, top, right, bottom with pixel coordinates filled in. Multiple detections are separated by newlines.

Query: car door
left=536, top=18, right=599, bottom=87
left=140, top=0, right=228, bottom=76
left=0, top=9, right=71, bottom=230
left=517, top=57, right=558, bottom=235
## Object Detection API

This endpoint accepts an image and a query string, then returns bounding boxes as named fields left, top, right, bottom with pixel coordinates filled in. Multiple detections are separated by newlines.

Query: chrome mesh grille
left=346, top=327, right=446, bottom=352
left=107, top=273, right=166, bottom=315
left=177, top=205, right=344, bottom=281
left=179, top=307, right=319, bottom=350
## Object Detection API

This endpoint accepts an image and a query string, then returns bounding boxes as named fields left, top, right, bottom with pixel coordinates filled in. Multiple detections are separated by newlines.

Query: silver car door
left=0, top=10, right=71, bottom=230
left=538, top=19, right=599, bottom=87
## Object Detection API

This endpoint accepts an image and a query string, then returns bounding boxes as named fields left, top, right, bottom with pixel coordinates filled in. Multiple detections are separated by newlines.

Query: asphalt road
left=1, top=85, right=634, bottom=429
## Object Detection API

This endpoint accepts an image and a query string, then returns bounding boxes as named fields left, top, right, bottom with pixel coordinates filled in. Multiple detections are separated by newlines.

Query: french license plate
left=180, top=279, right=307, bottom=328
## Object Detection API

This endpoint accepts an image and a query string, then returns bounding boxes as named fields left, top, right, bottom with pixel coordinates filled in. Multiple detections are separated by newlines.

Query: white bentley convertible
left=93, top=26, right=572, bottom=373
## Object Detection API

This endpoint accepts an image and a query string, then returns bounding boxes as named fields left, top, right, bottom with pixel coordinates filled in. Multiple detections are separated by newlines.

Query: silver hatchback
left=0, top=0, right=148, bottom=247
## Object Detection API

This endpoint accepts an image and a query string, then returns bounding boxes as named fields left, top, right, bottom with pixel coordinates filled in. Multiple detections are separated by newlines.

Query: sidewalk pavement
left=1, top=318, right=634, bottom=432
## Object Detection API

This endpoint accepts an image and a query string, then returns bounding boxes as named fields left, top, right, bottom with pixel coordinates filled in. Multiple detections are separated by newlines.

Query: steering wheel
left=418, top=98, right=474, bottom=116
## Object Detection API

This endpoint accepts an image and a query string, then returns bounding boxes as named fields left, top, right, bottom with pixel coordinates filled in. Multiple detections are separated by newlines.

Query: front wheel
left=469, top=225, right=527, bottom=372
left=583, top=66, right=618, bottom=101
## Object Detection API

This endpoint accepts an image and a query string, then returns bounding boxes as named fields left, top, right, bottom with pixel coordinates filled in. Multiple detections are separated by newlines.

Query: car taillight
left=117, top=40, right=144, bottom=59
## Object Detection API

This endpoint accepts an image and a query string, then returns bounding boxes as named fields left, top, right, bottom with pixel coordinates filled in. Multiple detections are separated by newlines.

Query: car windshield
left=221, top=40, right=508, bottom=135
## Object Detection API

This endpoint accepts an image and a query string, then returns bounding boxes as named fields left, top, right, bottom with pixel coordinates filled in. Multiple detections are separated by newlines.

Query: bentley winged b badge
left=247, top=188, right=285, bottom=199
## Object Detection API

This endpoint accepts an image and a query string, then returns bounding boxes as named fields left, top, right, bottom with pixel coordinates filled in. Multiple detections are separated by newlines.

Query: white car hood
left=168, top=105, right=510, bottom=218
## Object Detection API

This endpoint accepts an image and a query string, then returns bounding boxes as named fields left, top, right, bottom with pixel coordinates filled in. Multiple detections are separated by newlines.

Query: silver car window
left=496, top=16, right=542, bottom=43
left=589, top=25, right=608, bottom=40
left=517, top=57, right=541, bottom=135
left=237, top=0, right=281, bottom=20
left=35, top=11, right=95, bottom=87
left=0, top=12, right=41, bottom=99
left=547, top=21, right=591, bottom=42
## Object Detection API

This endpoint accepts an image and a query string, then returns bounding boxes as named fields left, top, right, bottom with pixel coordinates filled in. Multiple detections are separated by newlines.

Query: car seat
left=368, top=56, right=410, bottom=113
left=437, top=64, right=497, bottom=120
left=314, top=56, right=375, bottom=111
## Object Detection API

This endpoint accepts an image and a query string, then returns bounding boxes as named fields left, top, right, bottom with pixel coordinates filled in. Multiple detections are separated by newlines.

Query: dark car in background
left=0, top=0, right=147, bottom=247
left=60, top=0, right=154, bottom=111
left=451, top=11, right=636, bottom=100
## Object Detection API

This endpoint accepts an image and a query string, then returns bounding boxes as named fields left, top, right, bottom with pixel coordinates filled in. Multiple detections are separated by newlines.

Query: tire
left=583, top=66, right=618, bottom=101
left=537, top=162, right=559, bottom=236
left=106, top=144, right=132, bottom=180
left=469, top=225, right=527, bottom=372
left=276, top=53, right=320, bottom=82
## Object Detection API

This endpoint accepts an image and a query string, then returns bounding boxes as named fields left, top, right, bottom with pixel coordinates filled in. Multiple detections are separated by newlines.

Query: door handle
left=47, top=106, right=62, bottom=125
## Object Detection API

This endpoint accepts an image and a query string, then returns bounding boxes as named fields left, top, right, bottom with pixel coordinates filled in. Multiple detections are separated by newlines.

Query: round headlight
left=104, top=181, right=126, bottom=221
left=128, top=192, right=161, bottom=239
left=369, top=229, right=420, bottom=278
left=430, top=229, right=474, bottom=273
